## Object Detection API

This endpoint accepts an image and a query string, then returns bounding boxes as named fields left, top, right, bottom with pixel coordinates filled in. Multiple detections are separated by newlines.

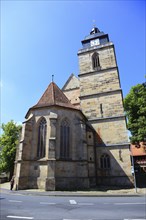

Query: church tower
left=78, top=27, right=132, bottom=186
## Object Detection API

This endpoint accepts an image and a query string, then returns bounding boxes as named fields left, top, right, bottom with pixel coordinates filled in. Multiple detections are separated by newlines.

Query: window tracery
left=92, top=52, right=100, bottom=69
left=100, top=154, right=110, bottom=169
left=37, top=117, right=47, bottom=158
left=60, top=119, right=70, bottom=159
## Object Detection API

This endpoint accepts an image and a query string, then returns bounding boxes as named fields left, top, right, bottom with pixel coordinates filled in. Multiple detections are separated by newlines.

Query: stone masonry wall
left=63, top=88, right=80, bottom=107
left=78, top=44, right=116, bottom=74
left=16, top=106, right=91, bottom=190
left=92, top=118, right=129, bottom=145
left=96, top=146, right=133, bottom=186
left=80, top=92, right=124, bottom=119
left=78, top=38, right=132, bottom=187
left=80, top=69, right=120, bottom=97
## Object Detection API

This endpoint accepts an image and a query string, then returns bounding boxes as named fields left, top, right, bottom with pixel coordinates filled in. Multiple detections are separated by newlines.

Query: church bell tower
left=78, top=27, right=132, bottom=186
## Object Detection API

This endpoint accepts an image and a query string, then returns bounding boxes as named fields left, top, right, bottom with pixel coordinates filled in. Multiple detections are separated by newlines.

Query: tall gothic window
left=60, top=119, right=70, bottom=159
left=100, top=154, right=110, bottom=169
left=92, top=52, right=100, bottom=69
left=37, top=117, right=47, bottom=158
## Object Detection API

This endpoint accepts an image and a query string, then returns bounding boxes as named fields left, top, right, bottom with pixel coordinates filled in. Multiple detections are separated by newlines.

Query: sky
left=1, top=0, right=146, bottom=126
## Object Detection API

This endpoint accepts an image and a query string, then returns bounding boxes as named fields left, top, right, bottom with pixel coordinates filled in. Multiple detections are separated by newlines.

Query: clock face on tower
left=90, top=38, right=100, bottom=46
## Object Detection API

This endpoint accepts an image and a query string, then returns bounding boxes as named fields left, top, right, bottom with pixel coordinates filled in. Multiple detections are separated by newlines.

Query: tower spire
left=90, top=23, right=100, bottom=35
left=92, top=19, right=96, bottom=28
left=52, top=74, right=54, bottom=82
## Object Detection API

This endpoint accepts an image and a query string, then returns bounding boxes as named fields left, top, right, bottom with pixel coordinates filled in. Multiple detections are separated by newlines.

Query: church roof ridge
left=62, top=74, right=80, bottom=91
left=62, top=73, right=74, bottom=90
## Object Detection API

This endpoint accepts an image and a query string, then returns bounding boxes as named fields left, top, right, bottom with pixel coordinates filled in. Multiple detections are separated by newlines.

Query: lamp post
left=132, top=157, right=137, bottom=193
left=131, top=146, right=137, bottom=193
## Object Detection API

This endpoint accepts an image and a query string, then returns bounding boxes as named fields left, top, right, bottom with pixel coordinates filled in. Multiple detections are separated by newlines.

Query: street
left=0, top=192, right=146, bottom=220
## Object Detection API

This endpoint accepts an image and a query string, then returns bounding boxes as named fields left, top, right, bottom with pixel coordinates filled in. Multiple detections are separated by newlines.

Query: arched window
left=100, top=154, right=110, bottom=169
left=92, top=52, right=100, bottom=69
left=37, top=117, right=47, bottom=158
left=60, top=119, right=70, bottom=159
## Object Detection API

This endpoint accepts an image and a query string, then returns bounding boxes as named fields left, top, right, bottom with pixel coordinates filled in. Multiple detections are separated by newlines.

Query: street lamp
left=131, top=145, right=137, bottom=193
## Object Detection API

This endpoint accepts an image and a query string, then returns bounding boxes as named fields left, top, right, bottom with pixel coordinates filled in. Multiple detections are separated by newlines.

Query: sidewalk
left=0, top=182, right=146, bottom=197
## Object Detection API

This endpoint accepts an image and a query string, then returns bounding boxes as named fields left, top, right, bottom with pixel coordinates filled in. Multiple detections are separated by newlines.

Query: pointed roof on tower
left=81, top=26, right=109, bottom=45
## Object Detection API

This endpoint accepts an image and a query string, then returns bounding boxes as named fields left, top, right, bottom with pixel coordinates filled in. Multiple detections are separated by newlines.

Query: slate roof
left=32, top=82, right=78, bottom=110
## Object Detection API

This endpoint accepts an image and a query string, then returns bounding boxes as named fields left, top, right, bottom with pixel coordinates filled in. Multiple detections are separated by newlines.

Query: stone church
left=14, top=27, right=133, bottom=190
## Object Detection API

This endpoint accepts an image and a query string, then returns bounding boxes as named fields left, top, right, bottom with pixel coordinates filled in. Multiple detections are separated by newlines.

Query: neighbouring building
left=131, top=142, right=146, bottom=187
left=14, top=27, right=133, bottom=190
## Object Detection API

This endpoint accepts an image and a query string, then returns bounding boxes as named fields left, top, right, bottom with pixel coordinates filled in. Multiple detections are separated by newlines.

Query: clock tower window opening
left=92, top=52, right=100, bottom=69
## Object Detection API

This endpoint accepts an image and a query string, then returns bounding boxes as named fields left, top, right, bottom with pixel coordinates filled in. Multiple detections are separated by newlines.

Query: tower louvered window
left=92, top=52, right=100, bottom=69
left=100, top=154, right=110, bottom=169
left=60, top=119, right=70, bottom=159
left=37, top=117, right=47, bottom=158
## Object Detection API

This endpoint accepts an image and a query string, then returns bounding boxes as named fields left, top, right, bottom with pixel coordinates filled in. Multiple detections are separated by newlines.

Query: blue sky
left=1, top=0, right=145, bottom=125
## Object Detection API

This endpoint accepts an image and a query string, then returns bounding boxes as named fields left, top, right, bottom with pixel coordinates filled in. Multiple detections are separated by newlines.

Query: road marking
left=7, top=216, right=34, bottom=219
left=124, top=219, right=146, bottom=220
left=115, top=203, right=146, bottom=205
left=40, top=202, right=56, bottom=205
left=8, top=200, right=22, bottom=203
left=78, top=203, right=94, bottom=205
left=69, top=200, right=77, bottom=204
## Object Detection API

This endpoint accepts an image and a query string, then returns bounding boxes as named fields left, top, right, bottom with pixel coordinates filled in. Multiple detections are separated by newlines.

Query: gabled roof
left=28, top=82, right=78, bottom=112
left=62, top=73, right=79, bottom=91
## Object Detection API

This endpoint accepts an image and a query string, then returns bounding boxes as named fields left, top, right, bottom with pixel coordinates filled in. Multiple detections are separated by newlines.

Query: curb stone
left=1, top=182, right=146, bottom=197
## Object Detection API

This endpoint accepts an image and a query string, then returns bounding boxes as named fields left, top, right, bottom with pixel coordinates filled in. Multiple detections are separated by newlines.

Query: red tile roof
left=32, top=82, right=78, bottom=110
left=130, top=143, right=146, bottom=156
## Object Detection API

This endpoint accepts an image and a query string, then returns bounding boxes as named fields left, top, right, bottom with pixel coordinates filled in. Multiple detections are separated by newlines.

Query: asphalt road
left=1, top=192, right=146, bottom=220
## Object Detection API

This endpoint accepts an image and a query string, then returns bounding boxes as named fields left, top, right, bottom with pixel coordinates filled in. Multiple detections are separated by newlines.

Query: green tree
left=0, top=120, right=22, bottom=179
left=124, top=83, right=146, bottom=144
